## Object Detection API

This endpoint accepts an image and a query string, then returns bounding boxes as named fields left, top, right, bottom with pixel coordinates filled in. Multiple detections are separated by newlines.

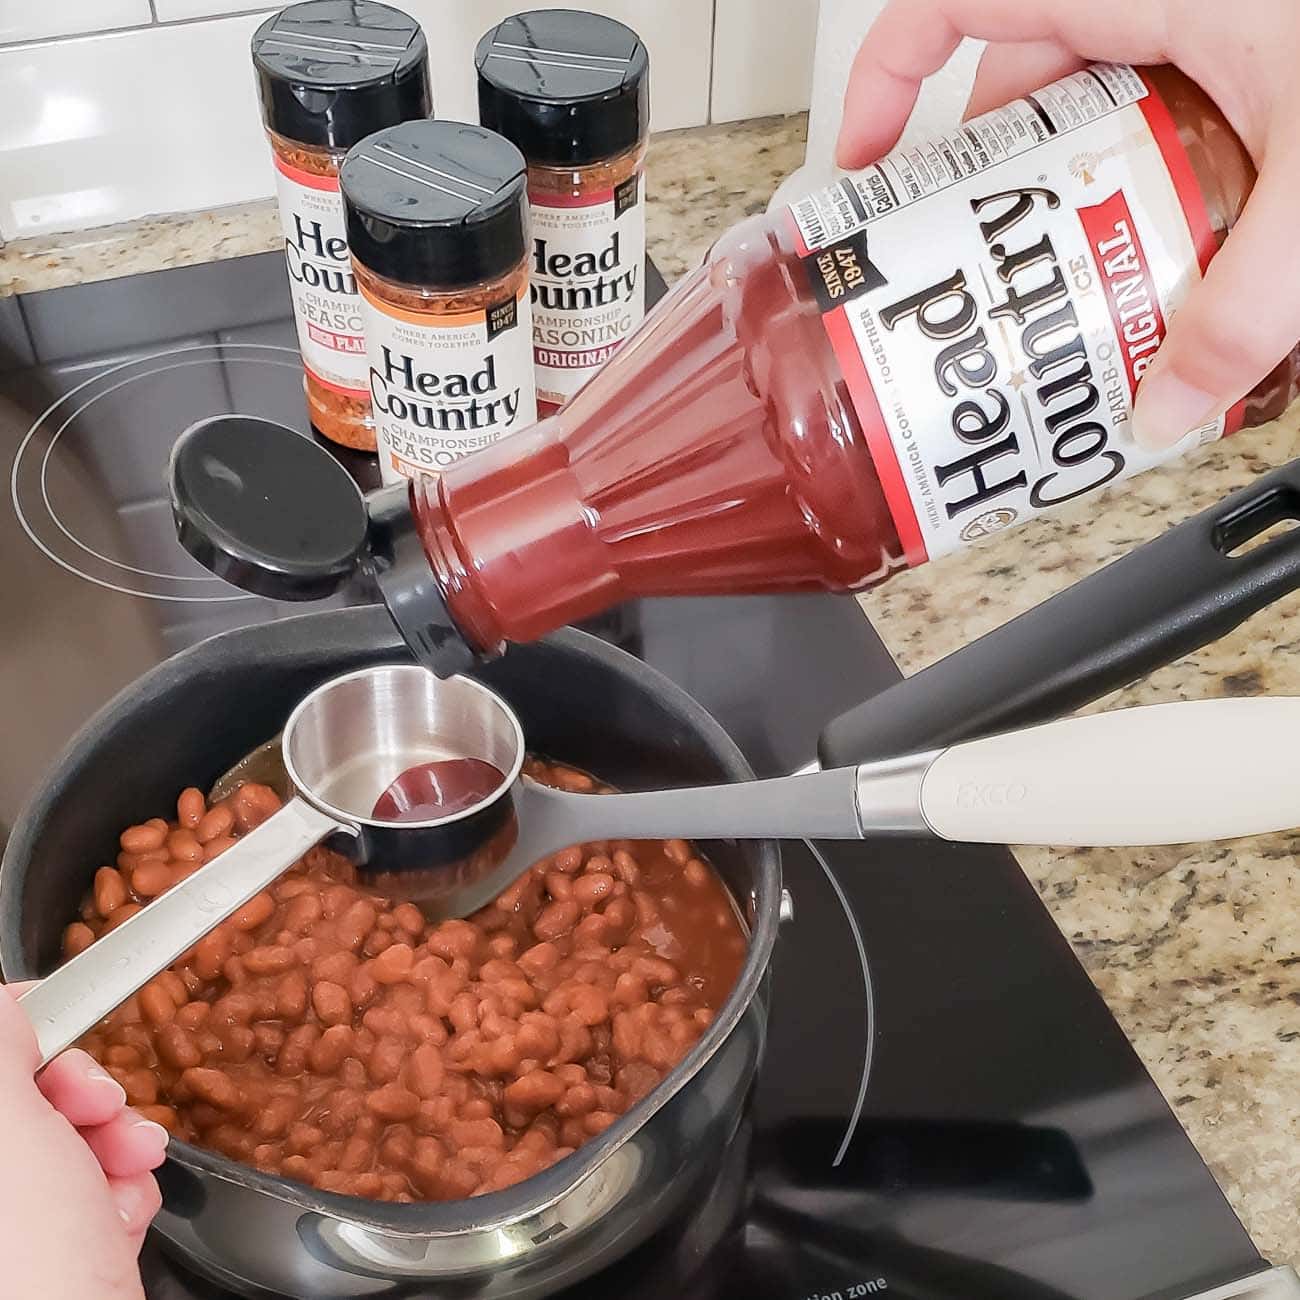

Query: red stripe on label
left=532, top=188, right=615, bottom=209
left=823, top=306, right=928, bottom=567
left=306, top=322, right=366, bottom=354
left=1136, top=71, right=1215, bottom=273
left=1077, top=189, right=1167, bottom=397
left=273, top=154, right=340, bottom=193
left=303, top=364, right=368, bottom=399
left=1224, top=399, right=1247, bottom=436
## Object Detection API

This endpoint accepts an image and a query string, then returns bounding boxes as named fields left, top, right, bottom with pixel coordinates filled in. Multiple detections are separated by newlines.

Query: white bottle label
left=789, top=64, right=1229, bottom=564
left=360, top=283, right=538, bottom=485
left=530, top=169, right=646, bottom=409
left=272, top=155, right=369, bottom=396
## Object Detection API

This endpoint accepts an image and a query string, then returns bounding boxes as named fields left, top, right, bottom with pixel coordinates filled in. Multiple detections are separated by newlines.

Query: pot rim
left=0, top=606, right=781, bottom=1237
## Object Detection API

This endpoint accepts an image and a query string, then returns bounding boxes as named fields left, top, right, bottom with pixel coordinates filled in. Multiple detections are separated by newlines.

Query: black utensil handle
left=818, top=459, right=1300, bottom=767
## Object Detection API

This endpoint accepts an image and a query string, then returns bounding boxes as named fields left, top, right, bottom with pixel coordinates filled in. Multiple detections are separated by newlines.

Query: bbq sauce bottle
left=176, top=64, right=1300, bottom=676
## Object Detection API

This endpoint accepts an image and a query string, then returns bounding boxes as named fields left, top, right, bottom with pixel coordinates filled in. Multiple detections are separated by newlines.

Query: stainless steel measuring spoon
left=20, top=662, right=1300, bottom=1064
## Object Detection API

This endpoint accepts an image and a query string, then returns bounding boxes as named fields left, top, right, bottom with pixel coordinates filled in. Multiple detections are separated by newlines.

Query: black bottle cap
left=340, top=120, right=528, bottom=289
left=170, top=416, right=369, bottom=601
left=475, top=10, right=648, bottom=167
left=169, top=416, right=477, bottom=677
left=252, top=1, right=431, bottom=152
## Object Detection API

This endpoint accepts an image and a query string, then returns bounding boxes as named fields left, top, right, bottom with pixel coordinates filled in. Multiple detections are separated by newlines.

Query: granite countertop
left=6, top=112, right=1300, bottom=1264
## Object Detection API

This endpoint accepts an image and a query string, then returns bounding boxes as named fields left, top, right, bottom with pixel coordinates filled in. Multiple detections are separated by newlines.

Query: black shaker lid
left=475, top=10, right=648, bottom=167
left=340, top=120, right=528, bottom=289
left=252, top=1, right=431, bottom=151
left=169, top=416, right=476, bottom=676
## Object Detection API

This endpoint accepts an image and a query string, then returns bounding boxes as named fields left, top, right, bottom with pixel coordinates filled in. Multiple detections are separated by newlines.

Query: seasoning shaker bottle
left=340, top=121, right=537, bottom=486
left=476, top=10, right=649, bottom=415
left=252, top=0, right=432, bottom=452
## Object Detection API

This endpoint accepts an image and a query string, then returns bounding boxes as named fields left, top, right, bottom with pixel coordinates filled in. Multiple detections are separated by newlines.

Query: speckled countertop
left=6, top=113, right=1300, bottom=1264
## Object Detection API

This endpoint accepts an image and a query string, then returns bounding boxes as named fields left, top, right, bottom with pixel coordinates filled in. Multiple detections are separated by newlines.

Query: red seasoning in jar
left=476, top=11, right=649, bottom=414
left=340, top=121, right=537, bottom=484
left=252, top=1, right=432, bottom=452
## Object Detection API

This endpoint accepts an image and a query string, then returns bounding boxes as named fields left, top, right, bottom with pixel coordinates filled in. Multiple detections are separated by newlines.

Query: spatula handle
left=910, top=697, right=1300, bottom=847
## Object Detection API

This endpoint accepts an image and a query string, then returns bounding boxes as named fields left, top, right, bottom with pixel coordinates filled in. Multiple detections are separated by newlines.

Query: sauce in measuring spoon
left=371, top=758, right=504, bottom=822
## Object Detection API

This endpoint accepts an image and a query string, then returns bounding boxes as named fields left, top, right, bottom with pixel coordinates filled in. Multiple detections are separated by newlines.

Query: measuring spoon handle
left=19, top=797, right=345, bottom=1068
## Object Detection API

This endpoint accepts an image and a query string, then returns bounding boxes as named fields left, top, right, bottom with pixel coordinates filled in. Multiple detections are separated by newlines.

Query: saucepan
left=5, top=458, right=1300, bottom=1298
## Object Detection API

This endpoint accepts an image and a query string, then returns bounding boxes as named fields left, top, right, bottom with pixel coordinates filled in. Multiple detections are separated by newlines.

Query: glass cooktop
left=0, top=251, right=1288, bottom=1299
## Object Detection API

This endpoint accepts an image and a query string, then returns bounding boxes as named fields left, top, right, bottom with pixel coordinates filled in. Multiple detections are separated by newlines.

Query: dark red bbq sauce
left=372, top=758, right=504, bottom=822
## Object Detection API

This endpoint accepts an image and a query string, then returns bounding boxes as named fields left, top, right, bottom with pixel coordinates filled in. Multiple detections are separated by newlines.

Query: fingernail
left=1132, top=367, right=1219, bottom=451
left=134, top=1118, right=170, bottom=1152
left=88, top=1065, right=127, bottom=1105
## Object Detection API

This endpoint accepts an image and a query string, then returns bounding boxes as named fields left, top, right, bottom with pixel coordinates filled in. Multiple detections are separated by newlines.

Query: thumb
left=1132, top=141, right=1300, bottom=450
left=0, top=982, right=42, bottom=1083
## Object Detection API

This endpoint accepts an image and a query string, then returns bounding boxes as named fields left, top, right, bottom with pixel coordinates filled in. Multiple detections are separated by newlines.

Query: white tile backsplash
left=0, top=0, right=815, bottom=242
left=0, top=0, right=152, bottom=46
left=399, top=0, right=713, bottom=129
left=0, top=14, right=272, bottom=240
left=710, top=0, right=817, bottom=123
left=154, top=0, right=277, bottom=20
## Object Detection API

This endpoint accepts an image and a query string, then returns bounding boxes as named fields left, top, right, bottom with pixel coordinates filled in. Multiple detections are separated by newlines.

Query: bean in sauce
left=62, top=757, right=746, bottom=1201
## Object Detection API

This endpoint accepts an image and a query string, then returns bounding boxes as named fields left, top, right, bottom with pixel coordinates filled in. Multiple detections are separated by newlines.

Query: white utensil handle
left=918, top=698, right=1300, bottom=846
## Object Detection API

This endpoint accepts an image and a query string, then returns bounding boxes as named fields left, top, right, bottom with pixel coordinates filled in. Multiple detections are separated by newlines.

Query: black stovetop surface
left=0, top=252, right=1268, bottom=1300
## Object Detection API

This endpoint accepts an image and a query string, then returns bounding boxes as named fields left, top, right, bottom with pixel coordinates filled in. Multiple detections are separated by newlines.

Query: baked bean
left=131, top=861, right=175, bottom=898
left=362, top=929, right=393, bottom=956
left=372, top=942, right=414, bottom=984
left=611, top=851, right=641, bottom=886
left=243, top=945, right=295, bottom=975
left=103, top=903, right=142, bottom=932
left=278, top=1024, right=320, bottom=1076
left=167, top=828, right=204, bottom=863
left=573, top=873, right=614, bottom=908
left=93, top=866, right=127, bottom=918
left=176, top=787, right=206, bottom=828
left=533, top=899, right=580, bottom=942
left=663, top=839, right=691, bottom=866
left=349, top=964, right=379, bottom=1011
left=62, top=922, right=94, bottom=959
left=553, top=846, right=584, bottom=874
left=176, top=1001, right=210, bottom=1030
left=368, top=1036, right=406, bottom=1085
left=202, top=835, right=237, bottom=862
left=337, top=900, right=378, bottom=951
left=137, top=1104, right=179, bottom=1133
left=151, top=1023, right=198, bottom=1069
left=367, top=1085, right=420, bottom=1121
left=120, top=823, right=167, bottom=854
left=220, top=1026, right=257, bottom=1063
left=232, top=892, right=275, bottom=932
left=309, top=1025, right=353, bottom=1074
left=406, top=1044, right=445, bottom=1099
left=182, top=1068, right=242, bottom=1111
left=683, top=858, right=710, bottom=888
left=233, top=782, right=281, bottom=833
left=139, top=982, right=177, bottom=1026
left=195, top=803, right=235, bottom=844
left=312, top=982, right=351, bottom=1027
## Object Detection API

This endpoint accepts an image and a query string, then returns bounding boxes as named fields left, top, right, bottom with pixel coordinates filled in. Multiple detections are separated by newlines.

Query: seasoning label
left=530, top=168, right=646, bottom=410
left=359, top=284, right=538, bottom=484
left=790, top=64, right=1229, bottom=564
left=272, top=156, right=369, bottom=397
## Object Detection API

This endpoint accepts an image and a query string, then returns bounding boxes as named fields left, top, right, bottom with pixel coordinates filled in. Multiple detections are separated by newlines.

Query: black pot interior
left=0, top=605, right=778, bottom=1232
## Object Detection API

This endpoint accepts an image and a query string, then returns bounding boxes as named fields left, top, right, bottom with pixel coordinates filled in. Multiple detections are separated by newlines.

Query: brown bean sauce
left=62, top=757, right=746, bottom=1201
